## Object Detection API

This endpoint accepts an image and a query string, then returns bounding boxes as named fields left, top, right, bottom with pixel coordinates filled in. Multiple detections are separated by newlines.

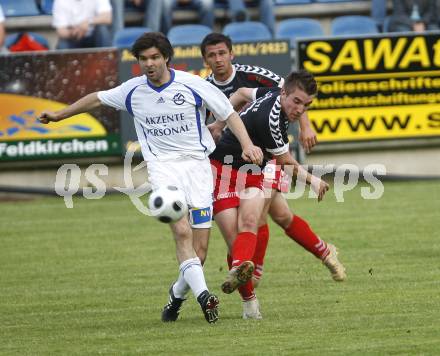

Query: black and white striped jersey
left=206, top=63, right=283, bottom=98
left=210, top=87, right=289, bottom=169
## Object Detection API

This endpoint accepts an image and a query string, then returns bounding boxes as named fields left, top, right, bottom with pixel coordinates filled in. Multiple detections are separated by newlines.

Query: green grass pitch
left=1, top=181, right=439, bottom=355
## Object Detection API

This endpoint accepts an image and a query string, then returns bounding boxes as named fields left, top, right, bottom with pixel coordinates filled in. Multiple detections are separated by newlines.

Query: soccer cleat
left=242, top=297, right=262, bottom=320
left=221, top=260, right=255, bottom=294
left=161, top=286, right=186, bottom=322
left=197, top=290, right=219, bottom=324
left=322, top=243, right=346, bottom=281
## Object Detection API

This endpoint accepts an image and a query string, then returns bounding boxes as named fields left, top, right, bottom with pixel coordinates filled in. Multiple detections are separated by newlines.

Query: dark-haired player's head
left=200, top=33, right=232, bottom=57
left=281, top=70, right=317, bottom=122
left=131, top=32, right=174, bottom=65
left=200, top=33, right=234, bottom=81
left=283, top=70, right=318, bottom=96
left=131, top=32, right=174, bottom=85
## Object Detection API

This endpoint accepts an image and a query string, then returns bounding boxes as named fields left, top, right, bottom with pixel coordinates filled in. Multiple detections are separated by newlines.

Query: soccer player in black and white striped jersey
left=200, top=34, right=346, bottom=319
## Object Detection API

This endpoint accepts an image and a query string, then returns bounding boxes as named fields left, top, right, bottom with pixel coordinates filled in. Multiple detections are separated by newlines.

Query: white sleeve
left=0, top=6, right=5, bottom=22
left=52, top=1, right=70, bottom=28
left=190, top=78, right=234, bottom=122
left=98, top=85, right=126, bottom=111
left=96, top=0, right=112, bottom=14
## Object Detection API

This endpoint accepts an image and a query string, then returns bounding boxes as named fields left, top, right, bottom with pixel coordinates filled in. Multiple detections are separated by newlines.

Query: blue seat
left=167, top=24, right=212, bottom=46
left=223, top=21, right=272, bottom=42
left=112, top=27, right=151, bottom=49
left=1, top=0, right=41, bottom=16
left=275, top=0, right=311, bottom=4
left=331, top=15, right=379, bottom=36
left=275, top=18, right=324, bottom=48
left=39, top=0, right=54, bottom=15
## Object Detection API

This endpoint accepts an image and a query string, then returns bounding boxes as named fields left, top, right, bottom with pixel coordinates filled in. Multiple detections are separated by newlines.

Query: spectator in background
left=112, top=0, right=162, bottom=33
left=370, top=0, right=387, bottom=31
left=223, top=0, right=275, bottom=35
left=388, top=0, right=438, bottom=32
left=0, top=5, right=6, bottom=53
left=53, top=0, right=113, bottom=49
left=113, top=0, right=214, bottom=35
left=161, top=0, right=215, bottom=34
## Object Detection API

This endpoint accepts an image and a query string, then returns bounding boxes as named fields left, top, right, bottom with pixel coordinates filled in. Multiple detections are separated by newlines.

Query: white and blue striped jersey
left=98, top=69, right=234, bottom=161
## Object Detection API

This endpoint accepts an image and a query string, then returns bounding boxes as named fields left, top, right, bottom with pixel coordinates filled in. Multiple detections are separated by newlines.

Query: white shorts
left=147, top=158, right=213, bottom=228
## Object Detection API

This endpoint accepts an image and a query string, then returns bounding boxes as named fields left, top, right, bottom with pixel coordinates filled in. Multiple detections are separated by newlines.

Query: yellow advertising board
left=310, top=103, right=440, bottom=141
left=0, top=94, right=106, bottom=141
left=298, top=33, right=440, bottom=142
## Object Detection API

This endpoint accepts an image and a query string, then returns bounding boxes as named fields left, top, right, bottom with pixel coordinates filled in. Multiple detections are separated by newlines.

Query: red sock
left=252, top=224, right=269, bottom=281
left=285, top=215, right=329, bottom=259
left=231, top=231, right=257, bottom=267
left=238, top=280, right=255, bottom=301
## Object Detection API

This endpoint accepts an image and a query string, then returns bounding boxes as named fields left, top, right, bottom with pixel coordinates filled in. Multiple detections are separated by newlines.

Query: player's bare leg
left=215, top=205, right=264, bottom=318
left=192, top=228, right=211, bottom=265
left=170, top=217, right=197, bottom=263
left=269, top=192, right=346, bottom=281
left=221, top=187, right=265, bottom=294
left=214, top=207, right=238, bottom=252
left=232, top=194, right=272, bottom=319
left=162, top=217, right=219, bottom=323
left=251, top=194, right=274, bottom=288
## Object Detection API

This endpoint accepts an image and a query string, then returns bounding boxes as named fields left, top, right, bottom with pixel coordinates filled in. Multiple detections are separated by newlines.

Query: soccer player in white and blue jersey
left=39, top=32, right=263, bottom=324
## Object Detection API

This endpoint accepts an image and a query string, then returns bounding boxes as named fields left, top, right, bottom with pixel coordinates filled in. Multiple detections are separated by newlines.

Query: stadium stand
left=330, top=15, right=379, bottom=35
left=275, top=18, right=324, bottom=48
left=112, top=26, right=151, bottom=49
left=167, top=24, right=212, bottom=46
left=223, top=21, right=272, bottom=42
left=0, top=1, right=389, bottom=49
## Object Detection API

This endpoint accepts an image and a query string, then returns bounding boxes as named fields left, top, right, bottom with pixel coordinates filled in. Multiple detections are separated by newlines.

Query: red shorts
left=263, top=159, right=291, bottom=193
left=211, top=159, right=264, bottom=215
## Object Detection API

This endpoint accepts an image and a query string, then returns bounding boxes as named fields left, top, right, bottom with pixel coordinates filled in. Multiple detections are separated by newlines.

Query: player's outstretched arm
left=38, top=92, right=102, bottom=124
left=299, top=112, right=317, bottom=154
left=275, top=151, right=329, bottom=202
left=225, top=111, right=263, bottom=165
left=207, top=120, right=226, bottom=143
left=229, top=87, right=254, bottom=111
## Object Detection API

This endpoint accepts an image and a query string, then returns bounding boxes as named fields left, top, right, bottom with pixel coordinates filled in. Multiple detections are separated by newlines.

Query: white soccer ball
left=148, top=185, right=188, bottom=223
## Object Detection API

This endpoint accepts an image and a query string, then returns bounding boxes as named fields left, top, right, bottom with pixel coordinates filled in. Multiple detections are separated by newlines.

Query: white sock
left=172, top=270, right=190, bottom=299
left=179, top=257, right=208, bottom=299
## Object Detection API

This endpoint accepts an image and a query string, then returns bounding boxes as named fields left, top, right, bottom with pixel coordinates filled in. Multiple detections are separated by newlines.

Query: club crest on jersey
left=173, top=93, right=185, bottom=105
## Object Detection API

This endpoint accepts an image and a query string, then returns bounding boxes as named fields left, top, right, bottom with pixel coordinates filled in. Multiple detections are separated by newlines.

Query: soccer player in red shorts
left=209, top=70, right=330, bottom=319
left=201, top=33, right=346, bottom=307
left=231, top=87, right=347, bottom=287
